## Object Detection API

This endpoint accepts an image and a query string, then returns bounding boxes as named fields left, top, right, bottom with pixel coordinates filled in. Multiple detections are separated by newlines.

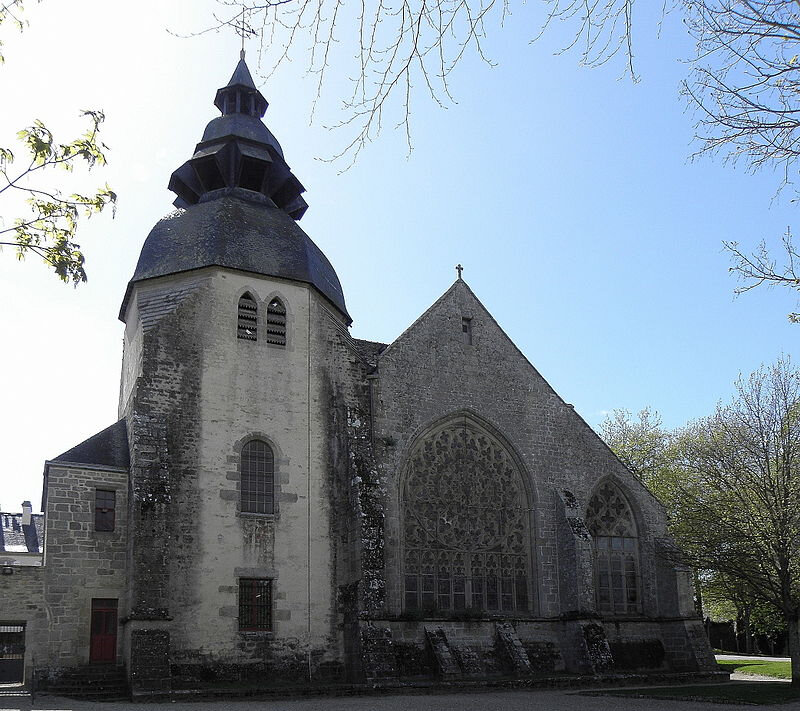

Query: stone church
left=0, top=55, right=717, bottom=696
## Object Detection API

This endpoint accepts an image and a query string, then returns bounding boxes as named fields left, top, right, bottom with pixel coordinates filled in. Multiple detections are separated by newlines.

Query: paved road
left=717, top=654, right=790, bottom=663
left=1, top=687, right=795, bottom=711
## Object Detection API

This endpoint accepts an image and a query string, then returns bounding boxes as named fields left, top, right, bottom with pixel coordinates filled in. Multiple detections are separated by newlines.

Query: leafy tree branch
left=0, top=110, right=116, bottom=284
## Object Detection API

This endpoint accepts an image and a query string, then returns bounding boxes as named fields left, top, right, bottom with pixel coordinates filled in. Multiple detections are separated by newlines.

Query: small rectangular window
left=95, top=490, right=116, bottom=532
left=239, top=578, right=272, bottom=631
left=462, top=317, right=472, bottom=344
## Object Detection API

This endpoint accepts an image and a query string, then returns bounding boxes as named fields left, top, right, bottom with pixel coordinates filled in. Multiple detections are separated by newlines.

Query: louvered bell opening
left=193, top=155, right=226, bottom=192
left=266, top=298, right=286, bottom=346
left=238, top=293, right=258, bottom=341
left=239, top=156, right=267, bottom=193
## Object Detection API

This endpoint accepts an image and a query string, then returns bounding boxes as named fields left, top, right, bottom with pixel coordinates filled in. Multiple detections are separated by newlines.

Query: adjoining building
left=0, top=54, right=718, bottom=697
left=1, top=502, right=43, bottom=568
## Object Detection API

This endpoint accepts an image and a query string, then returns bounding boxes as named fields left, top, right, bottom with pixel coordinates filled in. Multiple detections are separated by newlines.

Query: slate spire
left=168, top=54, right=308, bottom=219
left=213, top=51, right=268, bottom=118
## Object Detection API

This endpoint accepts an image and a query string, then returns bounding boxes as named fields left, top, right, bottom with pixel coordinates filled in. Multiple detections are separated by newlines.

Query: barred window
left=237, top=293, right=258, bottom=341
left=586, top=481, right=641, bottom=615
left=239, top=578, right=272, bottom=631
left=241, top=440, right=274, bottom=514
left=95, top=489, right=116, bottom=532
left=266, top=298, right=287, bottom=346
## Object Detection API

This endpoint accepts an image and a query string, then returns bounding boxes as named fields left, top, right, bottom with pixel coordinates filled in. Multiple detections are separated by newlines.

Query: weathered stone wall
left=130, top=629, right=170, bottom=695
left=41, top=463, right=129, bottom=674
left=0, top=566, right=46, bottom=686
left=120, top=271, right=207, bottom=696
left=357, top=619, right=570, bottom=679
left=122, top=268, right=351, bottom=684
left=0, top=463, right=129, bottom=684
left=308, top=301, right=379, bottom=681
left=368, top=280, right=710, bottom=673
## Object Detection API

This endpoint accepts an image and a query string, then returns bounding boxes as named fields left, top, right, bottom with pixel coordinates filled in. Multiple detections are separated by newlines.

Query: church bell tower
left=117, top=54, right=351, bottom=693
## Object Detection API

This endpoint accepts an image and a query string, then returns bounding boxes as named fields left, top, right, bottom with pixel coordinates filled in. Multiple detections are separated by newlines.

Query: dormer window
left=266, top=298, right=287, bottom=346
left=238, top=293, right=258, bottom=341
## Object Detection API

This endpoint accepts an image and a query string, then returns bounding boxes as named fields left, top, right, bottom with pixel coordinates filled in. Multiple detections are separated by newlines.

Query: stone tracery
left=586, top=481, right=641, bottom=614
left=402, top=418, right=531, bottom=613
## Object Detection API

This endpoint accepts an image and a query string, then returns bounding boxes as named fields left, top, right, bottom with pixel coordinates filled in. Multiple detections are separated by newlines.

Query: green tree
left=600, top=407, right=706, bottom=612
left=674, top=357, right=800, bottom=683
left=599, top=406, right=685, bottom=519
left=703, top=572, right=787, bottom=654
left=0, top=1, right=115, bottom=284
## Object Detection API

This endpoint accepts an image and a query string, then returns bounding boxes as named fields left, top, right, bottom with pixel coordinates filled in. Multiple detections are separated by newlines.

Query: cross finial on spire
left=456, top=263, right=464, bottom=280
left=234, top=4, right=255, bottom=58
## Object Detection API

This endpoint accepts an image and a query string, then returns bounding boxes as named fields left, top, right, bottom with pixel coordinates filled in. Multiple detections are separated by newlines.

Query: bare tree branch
left=724, top=227, right=800, bottom=321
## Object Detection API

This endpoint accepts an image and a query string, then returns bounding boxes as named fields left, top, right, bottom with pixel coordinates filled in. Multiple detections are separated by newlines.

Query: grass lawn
left=585, top=682, right=800, bottom=705
left=717, top=660, right=792, bottom=680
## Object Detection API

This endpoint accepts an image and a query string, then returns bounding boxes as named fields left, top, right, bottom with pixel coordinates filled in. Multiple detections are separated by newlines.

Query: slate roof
left=0, top=511, right=44, bottom=555
left=121, top=56, right=350, bottom=324
left=51, top=419, right=130, bottom=469
left=120, top=194, right=350, bottom=323
left=352, top=338, right=389, bottom=367
left=199, top=113, right=284, bottom=156
left=225, top=55, right=258, bottom=89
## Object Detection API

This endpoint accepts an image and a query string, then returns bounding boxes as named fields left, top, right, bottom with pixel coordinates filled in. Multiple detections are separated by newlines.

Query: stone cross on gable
left=456, top=264, right=464, bottom=279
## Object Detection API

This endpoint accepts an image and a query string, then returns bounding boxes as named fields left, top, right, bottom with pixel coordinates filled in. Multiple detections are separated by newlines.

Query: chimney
left=21, top=501, right=32, bottom=526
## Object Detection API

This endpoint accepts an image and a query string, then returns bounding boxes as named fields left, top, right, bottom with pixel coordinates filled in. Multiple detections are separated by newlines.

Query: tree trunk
left=788, top=614, right=800, bottom=687
left=734, top=616, right=742, bottom=653
left=744, top=608, right=753, bottom=655
left=693, top=569, right=704, bottom=616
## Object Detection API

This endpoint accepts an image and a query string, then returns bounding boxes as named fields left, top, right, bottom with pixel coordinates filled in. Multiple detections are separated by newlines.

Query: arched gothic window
left=266, top=298, right=287, bottom=346
left=586, top=481, right=640, bottom=614
left=237, top=293, right=258, bottom=341
left=240, top=440, right=274, bottom=514
left=402, top=419, right=531, bottom=614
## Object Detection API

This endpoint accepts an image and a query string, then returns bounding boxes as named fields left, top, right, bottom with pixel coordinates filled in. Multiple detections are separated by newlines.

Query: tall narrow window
left=95, top=490, right=116, bottom=532
left=241, top=440, right=274, bottom=514
left=239, top=578, right=272, bottom=631
left=237, top=293, right=258, bottom=341
left=266, top=298, right=287, bottom=346
left=462, top=317, right=472, bottom=344
left=586, top=481, right=641, bottom=614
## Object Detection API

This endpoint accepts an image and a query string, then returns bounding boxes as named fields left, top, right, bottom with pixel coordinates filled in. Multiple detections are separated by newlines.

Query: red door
left=89, top=599, right=117, bottom=663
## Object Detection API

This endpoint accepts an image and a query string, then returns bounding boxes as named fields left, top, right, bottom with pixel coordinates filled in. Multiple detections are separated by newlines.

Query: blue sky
left=0, top=1, right=796, bottom=511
